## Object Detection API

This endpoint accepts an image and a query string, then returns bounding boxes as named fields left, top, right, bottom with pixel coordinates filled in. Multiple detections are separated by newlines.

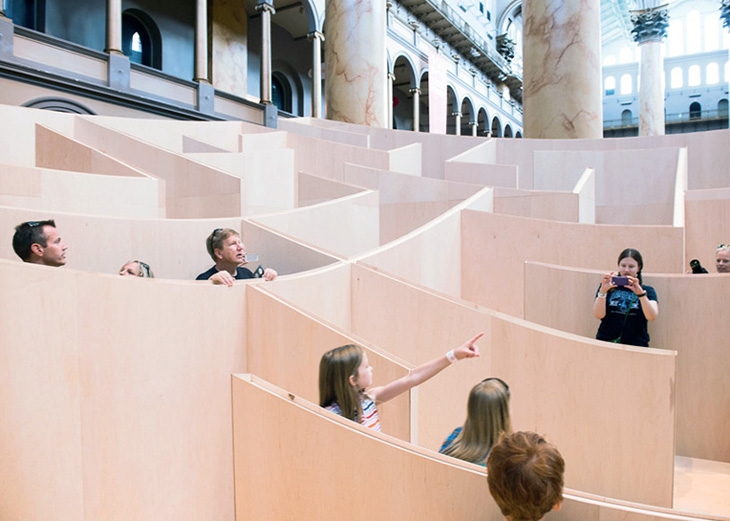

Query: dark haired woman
left=593, top=248, right=658, bottom=347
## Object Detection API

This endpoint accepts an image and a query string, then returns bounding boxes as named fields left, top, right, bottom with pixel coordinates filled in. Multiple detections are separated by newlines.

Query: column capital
left=255, top=1, right=276, bottom=15
left=307, top=31, right=325, bottom=42
left=721, top=0, right=730, bottom=31
left=469, top=121, right=477, bottom=126
left=388, top=72, right=396, bottom=81
left=451, top=112, right=462, bottom=117
left=630, top=7, right=669, bottom=44
left=409, top=87, right=421, bottom=95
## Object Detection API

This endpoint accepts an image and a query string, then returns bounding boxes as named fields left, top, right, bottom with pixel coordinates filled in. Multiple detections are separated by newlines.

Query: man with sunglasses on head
left=12, top=219, right=67, bottom=267
left=196, top=228, right=277, bottom=287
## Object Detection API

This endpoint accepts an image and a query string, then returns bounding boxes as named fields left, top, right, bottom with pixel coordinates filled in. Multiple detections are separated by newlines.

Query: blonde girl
left=319, top=333, right=483, bottom=431
left=439, top=377, right=511, bottom=465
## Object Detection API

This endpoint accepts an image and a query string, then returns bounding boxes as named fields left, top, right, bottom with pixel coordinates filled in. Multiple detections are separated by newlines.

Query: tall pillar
left=324, top=0, right=387, bottom=126
left=410, top=88, right=420, bottom=132
left=631, top=6, right=669, bottom=136
left=256, top=0, right=275, bottom=105
left=470, top=121, right=478, bottom=136
left=194, top=0, right=208, bottom=82
left=453, top=112, right=462, bottom=136
left=522, top=0, right=602, bottom=138
left=307, top=31, right=324, bottom=118
left=105, top=0, right=123, bottom=55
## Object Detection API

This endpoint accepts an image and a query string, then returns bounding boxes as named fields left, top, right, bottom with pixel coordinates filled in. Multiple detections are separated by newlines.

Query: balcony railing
left=604, top=108, right=729, bottom=129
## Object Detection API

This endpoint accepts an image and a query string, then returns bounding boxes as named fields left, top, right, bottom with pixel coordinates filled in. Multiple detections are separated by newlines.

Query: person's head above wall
left=12, top=219, right=67, bottom=267
left=119, top=260, right=154, bottom=278
left=716, top=244, right=730, bottom=273
left=487, top=431, right=565, bottom=521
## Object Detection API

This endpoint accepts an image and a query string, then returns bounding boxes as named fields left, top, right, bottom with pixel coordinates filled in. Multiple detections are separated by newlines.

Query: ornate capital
left=630, top=7, right=669, bottom=43
left=307, top=31, right=324, bottom=42
left=721, top=0, right=730, bottom=30
left=409, top=88, right=421, bottom=95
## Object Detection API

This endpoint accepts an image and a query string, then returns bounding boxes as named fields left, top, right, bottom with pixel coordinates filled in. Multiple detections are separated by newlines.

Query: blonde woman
left=439, top=377, right=511, bottom=465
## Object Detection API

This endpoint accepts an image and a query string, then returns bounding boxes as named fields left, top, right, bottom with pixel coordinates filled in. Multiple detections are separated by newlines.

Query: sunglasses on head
left=481, top=377, right=510, bottom=398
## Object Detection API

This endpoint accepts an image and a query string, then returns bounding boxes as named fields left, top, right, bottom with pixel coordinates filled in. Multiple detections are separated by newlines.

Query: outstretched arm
left=369, top=332, right=483, bottom=405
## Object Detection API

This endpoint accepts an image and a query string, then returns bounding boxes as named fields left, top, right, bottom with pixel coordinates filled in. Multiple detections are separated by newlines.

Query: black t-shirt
left=595, top=285, right=657, bottom=347
left=195, top=266, right=255, bottom=281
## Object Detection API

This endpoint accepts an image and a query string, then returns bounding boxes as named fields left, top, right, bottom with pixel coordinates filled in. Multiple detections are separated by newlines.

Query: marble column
left=105, top=0, right=123, bottom=54
left=522, top=0, right=602, bottom=138
left=632, top=7, right=669, bottom=136
left=307, top=31, right=324, bottom=118
left=410, top=88, right=420, bottom=132
left=453, top=112, right=462, bottom=136
left=256, top=0, right=275, bottom=105
left=194, top=0, right=209, bottom=82
left=324, top=0, right=387, bottom=126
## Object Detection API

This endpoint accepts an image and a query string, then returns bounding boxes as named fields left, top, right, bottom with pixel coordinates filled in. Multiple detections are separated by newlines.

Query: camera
left=689, top=259, right=708, bottom=274
left=611, top=276, right=629, bottom=286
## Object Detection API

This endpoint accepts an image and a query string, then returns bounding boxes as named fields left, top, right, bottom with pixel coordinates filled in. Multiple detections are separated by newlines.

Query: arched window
left=686, top=11, right=701, bottom=54
left=689, top=102, right=702, bottom=120
left=707, top=63, right=719, bottom=85
left=688, top=65, right=701, bottom=87
left=621, top=109, right=633, bottom=126
left=667, top=20, right=683, bottom=57
left=620, top=74, right=632, bottom=95
left=704, top=15, right=719, bottom=52
left=718, top=99, right=729, bottom=118
left=272, top=73, right=292, bottom=114
left=670, top=67, right=683, bottom=89
left=122, top=10, right=162, bottom=69
left=604, top=76, right=616, bottom=96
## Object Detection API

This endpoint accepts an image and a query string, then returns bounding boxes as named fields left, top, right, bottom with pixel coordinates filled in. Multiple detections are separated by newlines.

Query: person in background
left=318, top=333, right=483, bottom=431
left=196, top=228, right=277, bottom=286
left=716, top=244, right=730, bottom=273
left=439, top=377, right=511, bottom=466
left=119, top=260, right=154, bottom=278
left=12, top=219, right=67, bottom=267
left=593, top=248, right=658, bottom=347
left=487, top=431, right=565, bottom=521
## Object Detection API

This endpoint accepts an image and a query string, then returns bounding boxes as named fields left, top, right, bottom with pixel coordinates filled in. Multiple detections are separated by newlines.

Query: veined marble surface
left=522, top=0, right=603, bottom=139
left=639, top=41, right=666, bottom=137
left=324, top=0, right=387, bottom=127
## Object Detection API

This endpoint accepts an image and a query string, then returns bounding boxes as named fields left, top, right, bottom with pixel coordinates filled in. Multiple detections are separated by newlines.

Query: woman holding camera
left=593, top=248, right=659, bottom=347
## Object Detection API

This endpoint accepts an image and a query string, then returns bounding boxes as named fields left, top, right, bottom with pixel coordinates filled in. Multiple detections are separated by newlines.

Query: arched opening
left=272, top=73, right=293, bottom=114
left=604, top=76, right=616, bottom=96
left=689, top=101, right=702, bottom=120
left=477, top=108, right=489, bottom=136
left=504, top=125, right=513, bottom=138
left=491, top=116, right=502, bottom=137
left=621, top=109, right=633, bottom=126
left=392, top=55, right=416, bottom=131
left=460, top=97, right=475, bottom=136
left=446, top=86, right=458, bottom=135
left=718, top=99, right=729, bottom=119
left=122, top=9, right=162, bottom=69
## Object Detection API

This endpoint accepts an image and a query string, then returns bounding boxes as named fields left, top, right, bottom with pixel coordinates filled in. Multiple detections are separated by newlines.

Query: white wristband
left=445, top=350, right=457, bottom=364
